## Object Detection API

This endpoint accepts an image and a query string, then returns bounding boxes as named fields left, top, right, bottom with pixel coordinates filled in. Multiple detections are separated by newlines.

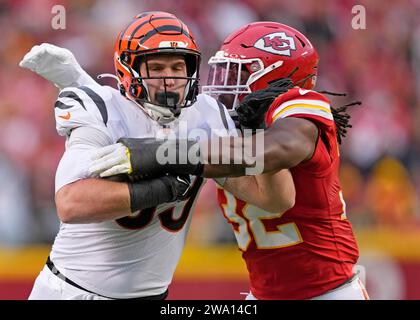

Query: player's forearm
left=222, top=176, right=259, bottom=202
left=222, top=176, right=282, bottom=212
left=202, top=119, right=317, bottom=177
left=200, top=136, right=256, bottom=177
left=55, top=175, right=188, bottom=224
left=253, top=170, right=295, bottom=212
left=201, top=134, right=300, bottom=177
left=55, top=178, right=131, bottom=224
left=223, top=170, right=295, bottom=212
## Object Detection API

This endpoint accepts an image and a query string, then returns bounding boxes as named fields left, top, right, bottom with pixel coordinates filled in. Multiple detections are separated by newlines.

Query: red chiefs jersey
left=217, top=88, right=359, bottom=299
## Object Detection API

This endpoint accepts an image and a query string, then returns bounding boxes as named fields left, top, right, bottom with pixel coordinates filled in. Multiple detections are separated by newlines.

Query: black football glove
left=236, top=78, right=294, bottom=130
left=171, top=175, right=193, bottom=201
left=128, top=174, right=193, bottom=213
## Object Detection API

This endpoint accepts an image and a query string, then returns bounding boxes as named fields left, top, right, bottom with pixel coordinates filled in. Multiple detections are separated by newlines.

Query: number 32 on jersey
left=219, top=189, right=303, bottom=250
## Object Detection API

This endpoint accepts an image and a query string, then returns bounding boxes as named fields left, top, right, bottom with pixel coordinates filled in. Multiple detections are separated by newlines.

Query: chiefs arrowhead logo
left=254, top=32, right=296, bottom=56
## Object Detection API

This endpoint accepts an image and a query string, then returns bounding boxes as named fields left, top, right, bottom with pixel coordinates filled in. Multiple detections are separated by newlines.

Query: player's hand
left=169, top=175, right=193, bottom=201
left=19, top=43, right=97, bottom=89
left=89, top=139, right=171, bottom=179
left=236, top=78, right=293, bottom=130
left=89, top=143, right=131, bottom=178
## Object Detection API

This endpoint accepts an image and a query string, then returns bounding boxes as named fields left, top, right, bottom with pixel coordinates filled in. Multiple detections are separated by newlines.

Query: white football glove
left=19, top=43, right=97, bottom=89
left=89, top=143, right=132, bottom=178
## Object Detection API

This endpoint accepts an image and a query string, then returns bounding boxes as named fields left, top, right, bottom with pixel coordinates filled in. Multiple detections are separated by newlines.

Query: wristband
left=128, top=177, right=176, bottom=213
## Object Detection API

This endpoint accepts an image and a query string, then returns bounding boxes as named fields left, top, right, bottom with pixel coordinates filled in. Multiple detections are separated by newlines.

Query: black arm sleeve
left=119, top=138, right=203, bottom=178
left=128, top=176, right=178, bottom=213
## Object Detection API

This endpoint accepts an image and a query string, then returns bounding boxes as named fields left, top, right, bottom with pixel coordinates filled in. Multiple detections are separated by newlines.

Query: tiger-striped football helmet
left=114, top=11, right=201, bottom=124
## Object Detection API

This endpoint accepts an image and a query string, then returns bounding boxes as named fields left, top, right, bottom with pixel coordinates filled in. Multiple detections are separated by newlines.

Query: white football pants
left=245, top=275, right=370, bottom=300
left=28, top=265, right=109, bottom=300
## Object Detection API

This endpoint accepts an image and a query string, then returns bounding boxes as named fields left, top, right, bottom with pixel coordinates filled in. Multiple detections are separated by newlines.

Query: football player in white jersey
left=20, top=12, right=295, bottom=300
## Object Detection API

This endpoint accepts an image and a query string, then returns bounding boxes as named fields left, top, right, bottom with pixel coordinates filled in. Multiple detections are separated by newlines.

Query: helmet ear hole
left=121, top=52, right=132, bottom=64
left=129, top=82, right=148, bottom=100
left=130, top=84, right=138, bottom=96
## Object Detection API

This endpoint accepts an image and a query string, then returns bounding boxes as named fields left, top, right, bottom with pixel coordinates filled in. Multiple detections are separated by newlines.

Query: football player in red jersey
left=203, top=22, right=368, bottom=300
left=90, top=22, right=369, bottom=300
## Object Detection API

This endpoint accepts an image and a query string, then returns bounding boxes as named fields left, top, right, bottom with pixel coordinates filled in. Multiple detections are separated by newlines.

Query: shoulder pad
left=195, top=94, right=219, bottom=111
left=276, top=88, right=331, bottom=105
left=266, top=88, right=333, bottom=126
left=194, top=94, right=237, bottom=133
left=54, top=84, right=112, bottom=136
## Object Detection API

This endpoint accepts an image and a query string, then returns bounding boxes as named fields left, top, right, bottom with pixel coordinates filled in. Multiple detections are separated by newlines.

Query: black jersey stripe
left=58, top=91, right=87, bottom=110
left=216, top=100, right=229, bottom=130
left=54, top=101, right=73, bottom=110
left=78, top=86, right=108, bottom=126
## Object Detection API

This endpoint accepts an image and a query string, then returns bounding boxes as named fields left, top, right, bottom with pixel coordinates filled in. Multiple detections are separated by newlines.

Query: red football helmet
left=202, top=22, right=319, bottom=109
left=114, top=11, right=201, bottom=124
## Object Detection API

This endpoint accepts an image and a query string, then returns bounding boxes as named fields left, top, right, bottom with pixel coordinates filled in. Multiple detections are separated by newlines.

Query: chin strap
left=143, top=102, right=179, bottom=125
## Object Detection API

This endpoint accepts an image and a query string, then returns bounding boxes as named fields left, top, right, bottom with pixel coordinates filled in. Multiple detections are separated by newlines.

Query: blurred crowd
left=0, top=0, right=419, bottom=245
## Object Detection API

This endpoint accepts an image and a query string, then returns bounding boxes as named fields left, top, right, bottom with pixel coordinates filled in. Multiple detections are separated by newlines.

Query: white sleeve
left=210, top=101, right=239, bottom=186
left=199, top=94, right=238, bottom=138
left=55, top=126, right=113, bottom=193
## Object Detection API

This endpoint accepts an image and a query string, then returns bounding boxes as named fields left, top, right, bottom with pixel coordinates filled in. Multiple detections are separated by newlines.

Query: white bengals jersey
left=49, top=84, right=237, bottom=299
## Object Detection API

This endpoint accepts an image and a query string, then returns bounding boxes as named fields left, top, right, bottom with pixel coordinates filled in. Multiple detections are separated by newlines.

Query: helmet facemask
left=202, top=51, right=284, bottom=110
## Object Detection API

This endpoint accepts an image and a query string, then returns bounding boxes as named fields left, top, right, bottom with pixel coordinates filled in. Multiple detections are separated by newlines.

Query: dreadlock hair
left=318, top=90, right=362, bottom=144
left=287, top=67, right=362, bottom=144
